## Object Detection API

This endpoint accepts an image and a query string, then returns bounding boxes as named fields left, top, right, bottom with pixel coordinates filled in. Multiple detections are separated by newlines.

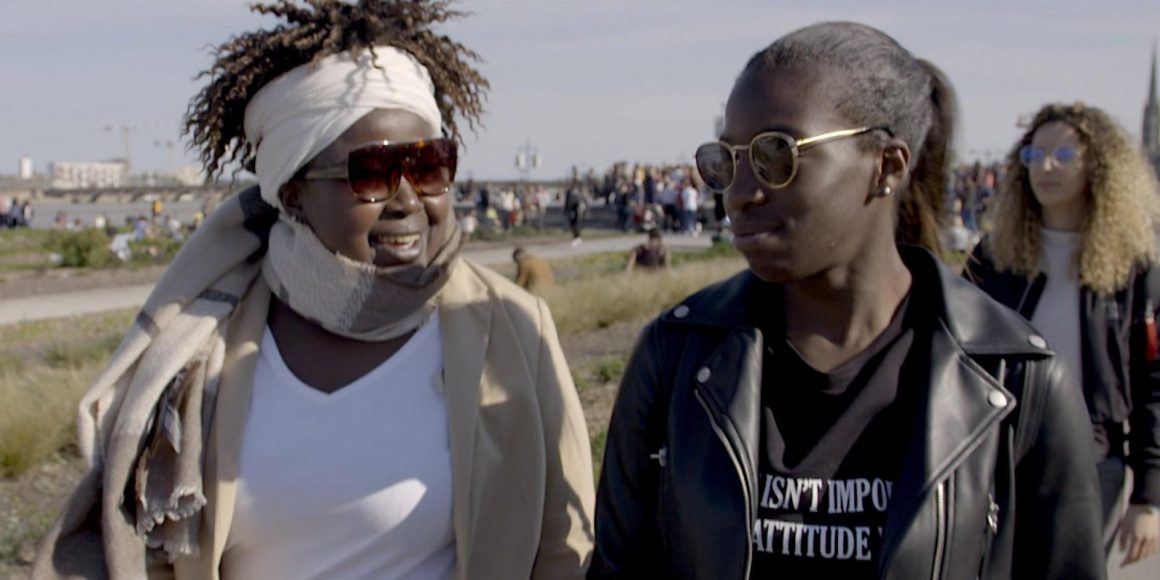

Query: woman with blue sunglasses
left=966, top=102, right=1160, bottom=567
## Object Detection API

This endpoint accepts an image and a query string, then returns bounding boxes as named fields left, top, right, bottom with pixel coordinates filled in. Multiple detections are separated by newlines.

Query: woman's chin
left=742, top=253, right=804, bottom=285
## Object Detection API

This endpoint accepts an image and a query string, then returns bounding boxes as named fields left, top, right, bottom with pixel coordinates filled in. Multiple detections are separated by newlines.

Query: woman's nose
left=724, top=157, right=769, bottom=214
left=1038, top=150, right=1063, bottom=172
left=380, top=179, right=423, bottom=217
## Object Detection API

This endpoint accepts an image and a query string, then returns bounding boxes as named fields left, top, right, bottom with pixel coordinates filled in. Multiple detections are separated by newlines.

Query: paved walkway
left=0, top=233, right=713, bottom=325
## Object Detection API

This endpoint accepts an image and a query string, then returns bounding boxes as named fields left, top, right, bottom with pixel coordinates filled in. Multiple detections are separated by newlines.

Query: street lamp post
left=515, top=139, right=540, bottom=183
left=515, top=139, right=542, bottom=228
left=154, top=140, right=175, bottom=173
left=103, top=124, right=137, bottom=174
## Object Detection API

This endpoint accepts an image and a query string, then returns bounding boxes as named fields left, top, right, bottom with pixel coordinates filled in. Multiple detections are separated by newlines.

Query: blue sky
left=1, top=0, right=1157, bottom=180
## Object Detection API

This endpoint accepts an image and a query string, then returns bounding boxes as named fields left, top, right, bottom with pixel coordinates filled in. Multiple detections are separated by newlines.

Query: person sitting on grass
left=513, top=246, right=555, bottom=294
left=625, top=229, right=670, bottom=273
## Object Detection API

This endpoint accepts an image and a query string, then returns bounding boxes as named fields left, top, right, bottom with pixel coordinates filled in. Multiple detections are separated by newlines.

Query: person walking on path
left=35, top=2, right=594, bottom=578
left=591, top=22, right=1103, bottom=579
left=565, top=181, right=587, bottom=247
left=966, top=102, right=1160, bottom=568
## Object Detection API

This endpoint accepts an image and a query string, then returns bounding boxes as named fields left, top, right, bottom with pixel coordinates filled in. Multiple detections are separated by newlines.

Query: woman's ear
left=279, top=181, right=308, bottom=223
left=875, top=139, right=911, bottom=196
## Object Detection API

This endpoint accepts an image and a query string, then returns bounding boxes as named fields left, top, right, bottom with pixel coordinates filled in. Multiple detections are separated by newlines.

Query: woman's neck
left=1040, top=198, right=1086, bottom=232
left=782, top=244, right=912, bottom=373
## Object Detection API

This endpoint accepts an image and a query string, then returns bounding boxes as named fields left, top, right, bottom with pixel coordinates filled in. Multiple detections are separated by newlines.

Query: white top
left=222, top=312, right=456, bottom=580
left=1030, top=228, right=1084, bottom=385
left=681, top=186, right=699, bottom=211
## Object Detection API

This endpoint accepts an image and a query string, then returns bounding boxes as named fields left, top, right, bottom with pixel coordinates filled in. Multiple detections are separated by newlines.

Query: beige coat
left=40, top=259, right=595, bottom=579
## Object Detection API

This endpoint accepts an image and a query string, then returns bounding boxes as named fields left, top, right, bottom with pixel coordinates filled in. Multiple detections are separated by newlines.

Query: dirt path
left=0, top=234, right=711, bottom=325
left=0, top=232, right=583, bottom=301
left=0, top=265, right=167, bottom=301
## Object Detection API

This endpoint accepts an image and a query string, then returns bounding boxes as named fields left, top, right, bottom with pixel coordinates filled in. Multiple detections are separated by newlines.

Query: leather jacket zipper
left=694, top=387, right=753, bottom=579
left=986, top=492, right=999, bottom=536
left=1015, top=280, right=1034, bottom=317
left=931, top=481, right=948, bottom=580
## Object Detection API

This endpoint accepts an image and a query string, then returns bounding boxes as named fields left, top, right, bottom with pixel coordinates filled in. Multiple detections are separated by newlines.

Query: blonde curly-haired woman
left=966, top=102, right=1160, bottom=567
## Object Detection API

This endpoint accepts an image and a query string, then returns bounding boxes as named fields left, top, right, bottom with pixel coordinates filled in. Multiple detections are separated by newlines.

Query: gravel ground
left=0, top=455, right=86, bottom=578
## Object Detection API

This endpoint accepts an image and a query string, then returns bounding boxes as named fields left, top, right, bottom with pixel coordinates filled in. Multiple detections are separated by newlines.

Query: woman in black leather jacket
left=966, top=103, right=1160, bottom=567
left=591, top=22, right=1104, bottom=579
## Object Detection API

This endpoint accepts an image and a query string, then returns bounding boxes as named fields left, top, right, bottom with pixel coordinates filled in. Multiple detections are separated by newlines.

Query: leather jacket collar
left=664, top=245, right=1050, bottom=359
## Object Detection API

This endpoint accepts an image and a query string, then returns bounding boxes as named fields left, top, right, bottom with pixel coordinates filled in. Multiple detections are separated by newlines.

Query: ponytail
left=896, top=59, right=957, bottom=256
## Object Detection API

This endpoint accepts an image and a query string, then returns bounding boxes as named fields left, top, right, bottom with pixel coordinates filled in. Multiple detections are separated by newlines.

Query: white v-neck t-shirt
left=1030, top=228, right=1084, bottom=385
left=222, top=312, right=455, bottom=580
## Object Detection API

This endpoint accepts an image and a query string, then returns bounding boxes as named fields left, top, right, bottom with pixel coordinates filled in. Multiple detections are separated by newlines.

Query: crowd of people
left=563, top=162, right=715, bottom=239
left=458, top=154, right=1005, bottom=259
left=0, top=195, right=33, bottom=228
left=455, top=162, right=717, bottom=246
left=35, top=199, right=216, bottom=263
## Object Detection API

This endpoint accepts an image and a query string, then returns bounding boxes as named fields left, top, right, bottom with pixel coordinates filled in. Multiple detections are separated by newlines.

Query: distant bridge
left=42, top=184, right=242, bottom=204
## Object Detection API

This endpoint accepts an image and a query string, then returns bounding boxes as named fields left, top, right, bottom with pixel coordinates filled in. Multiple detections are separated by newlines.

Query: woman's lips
left=369, top=232, right=423, bottom=262
left=371, top=233, right=421, bottom=247
left=733, top=231, right=770, bottom=250
left=732, top=225, right=785, bottom=250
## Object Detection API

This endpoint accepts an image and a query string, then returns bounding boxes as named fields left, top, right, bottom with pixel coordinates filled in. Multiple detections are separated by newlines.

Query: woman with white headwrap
left=34, top=2, right=595, bottom=579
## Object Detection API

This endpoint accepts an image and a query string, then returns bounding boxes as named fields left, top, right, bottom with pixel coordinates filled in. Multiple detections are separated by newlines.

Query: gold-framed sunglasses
left=695, top=126, right=893, bottom=192
left=302, top=138, right=457, bottom=203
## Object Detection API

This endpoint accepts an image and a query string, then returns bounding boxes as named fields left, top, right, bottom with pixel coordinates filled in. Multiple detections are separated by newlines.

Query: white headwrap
left=243, top=46, right=443, bottom=209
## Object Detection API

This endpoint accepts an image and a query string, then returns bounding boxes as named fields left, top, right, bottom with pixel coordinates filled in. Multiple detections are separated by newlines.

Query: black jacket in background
left=964, top=240, right=1160, bottom=507
left=591, top=246, right=1105, bottom=580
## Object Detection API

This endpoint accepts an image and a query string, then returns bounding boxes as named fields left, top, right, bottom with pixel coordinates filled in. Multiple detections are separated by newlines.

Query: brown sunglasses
left=302, top=138, right=457, bottom=203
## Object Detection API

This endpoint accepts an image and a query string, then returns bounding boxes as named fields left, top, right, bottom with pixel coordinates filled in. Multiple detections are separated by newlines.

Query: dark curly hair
left=182, top=0, right=488, bottom=179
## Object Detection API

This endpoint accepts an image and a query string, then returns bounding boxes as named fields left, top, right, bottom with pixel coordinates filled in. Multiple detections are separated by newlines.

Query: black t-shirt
left=751, top=295, right=923, bottom=577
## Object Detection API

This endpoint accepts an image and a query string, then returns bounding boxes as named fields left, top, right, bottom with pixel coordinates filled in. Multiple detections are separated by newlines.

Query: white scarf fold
left=244, top=45, right=443, bottom=209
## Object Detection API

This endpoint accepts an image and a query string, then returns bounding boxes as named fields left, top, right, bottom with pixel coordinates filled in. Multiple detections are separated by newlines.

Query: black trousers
left=1098, top=456, right=1126, bottom=555
left=567, top=210, right=584, bottom=238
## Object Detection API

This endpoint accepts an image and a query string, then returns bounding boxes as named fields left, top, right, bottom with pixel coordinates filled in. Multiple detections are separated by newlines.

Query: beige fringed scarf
left=263, top=215, right=463, bottom=341
left=33, top=187, right=462, bottom=578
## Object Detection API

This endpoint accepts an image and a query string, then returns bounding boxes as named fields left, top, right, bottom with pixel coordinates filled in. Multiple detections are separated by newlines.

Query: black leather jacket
left=965, top=240, right=1160, bottom=507
left=591, top=247, right=1104, bottom=579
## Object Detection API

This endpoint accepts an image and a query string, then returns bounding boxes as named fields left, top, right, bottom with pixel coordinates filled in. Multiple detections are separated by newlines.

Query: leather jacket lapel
left=878, top=322, right=1015, bottom=577
left=695, top=328, right=764, bottom=512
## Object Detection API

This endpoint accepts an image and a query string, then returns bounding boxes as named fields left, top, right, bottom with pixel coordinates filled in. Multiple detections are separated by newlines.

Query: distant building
left=1144, top=43, right=1160, bottom=177
left=171, top=165, right=205, bottom=186
left=49, top=159, right=129, bottom=189
left=18, top=155, right=33, bottom=179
